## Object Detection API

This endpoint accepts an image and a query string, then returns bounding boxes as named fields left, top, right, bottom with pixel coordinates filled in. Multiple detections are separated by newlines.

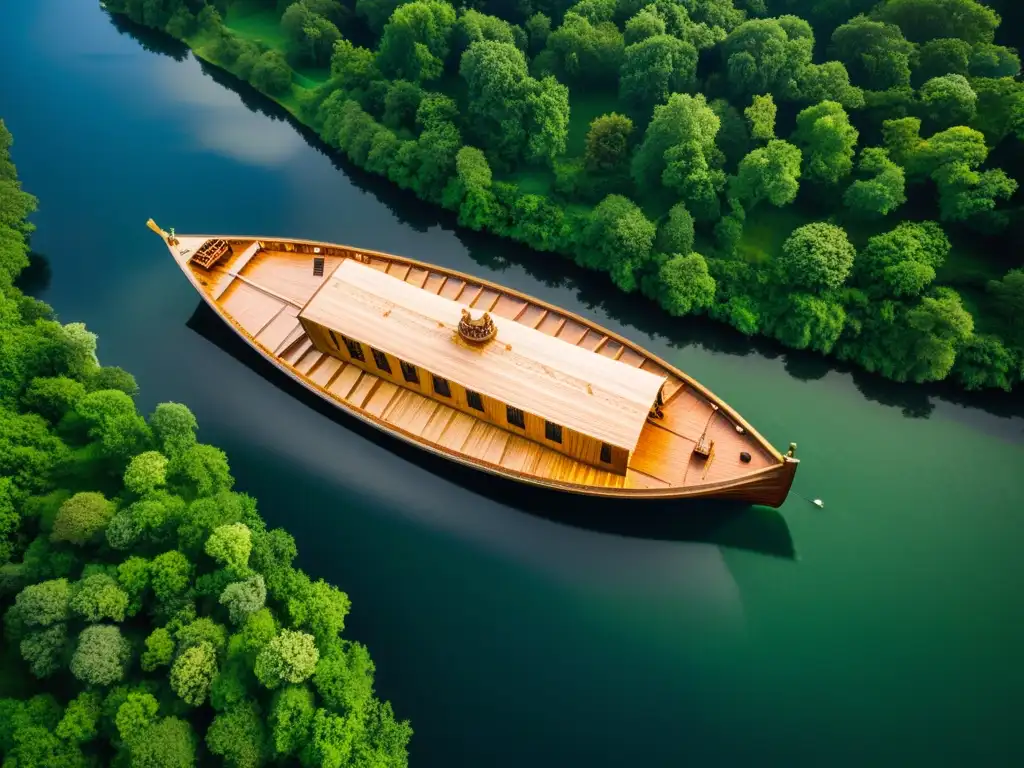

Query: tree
left=9, top=578, right=72, bottom=628
left=255, top=630, right=320, bottom=689
left=270, top=685, right=316, bottom=757
left=55, top=692, right=101, bottom=744
left=730, top=139, right=802, bottom=208
left=656, top=203, right=695, bottom=255
left=74, top=390, right=152, bottom=464
left=168, top=443, right=233, bottom=497
left=70, top=625, right=130, bottom=686
left=988, top=269, right=1024, bottom=344
left=904, top=287, right=975, bottom=381
left=631, top=93, right=722, bottom=216
left=577, top=195, right=657, bottom=292
left=171, top=641, right=219, bottom=706
left=250, top=51, right=293, bottom=96
left=657, top=253, right=716, bottom=316
left=149, top=402, right=197, bottom=458
left=460, top=41, right=531, bottom=165
left=376, top=0, right=457, bottom=82
left=844, top=147, right=906, bottom=217
left=205, top=523, right=253, bottom=575
left=70, top=573, right=129, bottom=623
left=873, top=0, right=1000, bottom=45
left=858, top=221, right=950, bottom=297
left=281, top=1, right=341, bottom=67
left=619, top=35, right=698, bottom=112
left=150, top=550, right=192, bottom=605
left=115, top=692, right=159, bottom=745
left=355, top=0, right=404, bottom=34
left=220, top=574, right=267, bottom=625
left=123, top=451, right=169, bottom=495
left=584, top=113, right=633, bottom=176
left=313, top=642, right=375, bottom=715
left=381, top=80, right=423, bottom=131
left=20, top=625, right=68, bottom=678
left=525, top=13, right=550, bottom=53
left=141, top=627, right=175, bottom=671
left=452, top=9, right=521, bottom=61
left=914, top=38, right=972, bottom=83
left=919, top=74, right=977, bottom=129
left=51, top=492, right=115, bottom=546
left=21, top=376, right=86, bottom=423
left=745, top=94, right=776, bottom=141
left=784, top=61, right=865, bottom=109
left=545, top=11, right=625, bottom=84
left=829, top=15, right=913, bottom=90
left=969, top=44, right=1020, bottom=78
left=780, top=223, right=856, bottom=291
left=126, top=717, right=196, bottom=768
left=525, top=76, right=570, bottom=166
left=772, top=293, right=847, bottom=353
left=206, top=700, right=268, bottom=768
left=721, top=17, right=813, bottom=98
left=792, top=101, right=859, bottom=185
left=933, top=162, right=1018, bottom=227
left=624, top=7, right=665, bottom=45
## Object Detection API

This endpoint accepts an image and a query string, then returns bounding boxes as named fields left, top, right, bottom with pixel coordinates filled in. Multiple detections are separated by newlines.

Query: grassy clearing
left=226, top=0, right=289, bottom=50
left=499, top=168, right=556, bottom=196
left=565, top=89, right=620, bottom=157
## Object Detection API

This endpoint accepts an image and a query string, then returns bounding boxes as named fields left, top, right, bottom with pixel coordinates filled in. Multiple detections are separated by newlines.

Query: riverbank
left=100, top=1, right=1024, bottom=394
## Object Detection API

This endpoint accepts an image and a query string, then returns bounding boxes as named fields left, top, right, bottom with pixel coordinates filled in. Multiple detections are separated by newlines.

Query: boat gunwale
left=181, top=232, right=786, bottom=465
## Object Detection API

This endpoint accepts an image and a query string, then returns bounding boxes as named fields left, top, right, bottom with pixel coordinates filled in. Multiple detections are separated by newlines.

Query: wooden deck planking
left=619, top=348, right=646, bottom=367
left=347, top=373, right=381, bottom=408
left=437, top=412, right=478, bottom=451
left=364, top=381, right=400, bottom=417
left=383, top=391, right=440, bottom=436
left=491, top=295, right=527, bottom=320
left=658, top=395, right=716, bottom=441
left=405, top=267, right=430, bottom=288
left=439, top=277, right=466, bottom=300
left=308, top=356, right=343, bottom=387
left=518, top=305, right=547, bottom=328
left=240, top=251, right=341, bottom=306
left=368, top=258, right=390, bottom=272
left=576, top=330, right=604, bottom=351
left=597, top=339, right=624, bottom=359
left=472, top=288, right=501, bottom=311
left=271, top=322, right=306, bottom=356
left=461, top=421, right=510, bottom=465
left=281, top=338, right=313, bottom=366
left=628, top=422, right=693, bottom=486
left=556, top=319, right=589, bottom=345
left=212, top=242, right=262, bottom=300
left=387, top=262, right=411, bottom=281
left=295, top=349, right=325, bottom=375
left=219, top=282, right=284, bottom=336
left=421, top=404, right=458, bottom=443
left=500, top=436, right=543, bottom=473
left=536, top=312, right=566, bottom=336
left=327, top=364, right=362, bottom=399
left=624, top=469, right=671, bottom=489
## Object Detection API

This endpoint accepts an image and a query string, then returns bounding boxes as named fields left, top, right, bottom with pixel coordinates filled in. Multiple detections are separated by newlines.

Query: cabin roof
left=299, top=260, right=666, bottom=451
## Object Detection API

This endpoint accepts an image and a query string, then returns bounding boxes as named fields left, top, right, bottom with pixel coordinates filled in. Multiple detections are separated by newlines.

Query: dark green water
left=4, top=2, right=1024, bottom=764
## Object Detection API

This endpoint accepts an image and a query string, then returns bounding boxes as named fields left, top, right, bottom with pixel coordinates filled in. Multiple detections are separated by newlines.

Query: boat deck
left=174, top=236, right=782, bottom=496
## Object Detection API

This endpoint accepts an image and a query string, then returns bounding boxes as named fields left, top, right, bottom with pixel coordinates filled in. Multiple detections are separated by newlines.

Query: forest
left=105, top=0, right=1023, bottom=391
left=0, top=121, right=410, bottom=765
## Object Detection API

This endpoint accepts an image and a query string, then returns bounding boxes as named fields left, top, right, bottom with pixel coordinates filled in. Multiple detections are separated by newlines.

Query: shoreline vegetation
left=0, top=119, right=410, bottom=765
left=103, top=0, right=1024, bottom=392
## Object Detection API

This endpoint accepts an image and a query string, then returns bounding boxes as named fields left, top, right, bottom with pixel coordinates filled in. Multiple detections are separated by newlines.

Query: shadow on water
left=185, top=302, right=796, bottom=559
left=104, top=15, right=1024, bottom=430
left=16, top=252, right=52, bottom=296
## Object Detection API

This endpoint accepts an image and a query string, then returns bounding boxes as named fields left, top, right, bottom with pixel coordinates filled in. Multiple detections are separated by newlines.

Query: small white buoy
left=812, top=499, right=824, bottom=508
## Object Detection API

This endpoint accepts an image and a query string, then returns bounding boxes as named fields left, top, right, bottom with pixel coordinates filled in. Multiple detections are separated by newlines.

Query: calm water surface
left=4, top=2, right=1023, bottom=764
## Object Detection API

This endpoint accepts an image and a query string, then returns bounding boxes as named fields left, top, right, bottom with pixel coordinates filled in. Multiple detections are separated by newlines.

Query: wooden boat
left=148, top=220, right=799, bottom=507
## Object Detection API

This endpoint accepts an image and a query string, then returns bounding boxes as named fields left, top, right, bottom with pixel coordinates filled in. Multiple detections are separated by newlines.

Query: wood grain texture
left=156, top=228, right=798, bottom=506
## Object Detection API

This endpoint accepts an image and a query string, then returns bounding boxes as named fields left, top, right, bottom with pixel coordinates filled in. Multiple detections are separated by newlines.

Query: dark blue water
left=3, top=2, right=1023, bottom=764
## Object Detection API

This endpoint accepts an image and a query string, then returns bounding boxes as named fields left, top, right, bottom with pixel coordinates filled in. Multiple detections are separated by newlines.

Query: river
left=3, top=2, right=1023, bottom=765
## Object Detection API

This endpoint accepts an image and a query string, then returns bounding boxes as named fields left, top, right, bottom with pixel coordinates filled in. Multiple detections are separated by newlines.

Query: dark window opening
left=600, top=443, right=612, bottom=463
left=545, top=421, right=562, bottom=443
left=507, top=406, right=525, bottom=428
left=400, top=360, right=419, bottom=384
left=327, top=330, right=342, bottom=350
left=341, top=335, right=364, bottom=361
left=371, top=347, right=391, bottom=373
left=466, top=390, right=484, bottom=412
left=312, top=256, right=325, bottom=276
left=433, top=376, right=451, bottom=397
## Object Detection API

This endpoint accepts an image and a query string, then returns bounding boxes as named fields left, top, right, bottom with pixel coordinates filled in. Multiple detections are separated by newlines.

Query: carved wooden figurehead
left=458, top=308, right=497, bottom=344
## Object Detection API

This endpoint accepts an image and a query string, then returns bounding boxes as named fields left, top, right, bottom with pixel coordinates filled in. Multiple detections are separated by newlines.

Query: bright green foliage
left=772, top=293, right=847, bottom=353
left=656, top=203, right=695, bottom=255
left=149, top=550, right=192, bottom=605
left=584, top=113, right=633, bottom=175
left=21, top=376, right=86, bottom=423
left=115, top=692, right=159, bottom=744
left=376, top=0, right=456, bottom=82
left=117, top=556, right=150, bottom=615
left=619, top=35, right=698, bottom=112
left=624, top=7, right=665, bottom=45
left=125, top=716, right=196, bottom=768
left=171, top=641, right=219, bottom=706
left=123, top=450, right=169, bottom=495
left=829, top=14, right=913, bottom=90
left=784, top=61, right=865, bottom=110
left=919, top=75, right=977, bottom=129
left=545, top=11, right=624, bottom=84
left=250, top=51, right=293, bottom=96
left=206, top=700, right=269, bottom=768
left=148, top=402, right=197, bottom=458
left=70, top=573, right=129, bottom=623
left=176, top=617, right=229, bottom=656
left=221, top=574, right=267, bottom=625
left=970, top=78, right=1024, bottom=145
left=858, top=221, right=950, bottom=297
left=933, top=162, right=1018, bottom=227
left=86, top=365, right=138, bottom=396
left=453, top=9, right=521, bottom=59
left=904, top=288, right=975, bottom=381
left=70, top=624, right=130, bottom=686
left=914, top=38, right=971, bottom=83
left=873, top=0, right=1000, bottom=45
left=205, top=522, right=253, bottom=575
left=721, top=16, right=813, bottom=98
left=525, top=12, right=550, bottom=53
left=51, top=492, right=115, bottom=545
left=780, top=222, right=856, bottom=291
left=281, top=1, right=341, bottom=67
left=304, top=708, right=356, bottom=767
left=745, top=94, right=776, bottom=141
left=953, top=334, right=1018, bottom=391
left=525, top=76, right=570, bottom=166
left=844, top=147, right=906, bottom=216
left=74, top=390, right=152, bottom=464
left=731, top=139, right=802, bottom=208
left=168, top=443, right=234, bottom=498
left=10, top=578, right=72, bottom=627
left=255, top=630, right=320, bottom=689
left=577, top=195, right=657, bottom=293
left=141, top=627, right=175, bottom=671
left=312, top=642, right=376, bottom=715
left=657, top=253, right=717, bottom=316
left=56, top=691, right=102, bottom=744
left=270, top=685, right=317, bottom=756
left=792, top=101, right=859, bottom=185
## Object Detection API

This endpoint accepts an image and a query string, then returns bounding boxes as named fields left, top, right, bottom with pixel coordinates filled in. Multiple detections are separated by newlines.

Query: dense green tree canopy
left=873, top=0, right=1000, bottom=45
left=731, top=139, right=802, bottom=208
left=792, top=100, right=859, bottom=185
left=780, top=222, right=856, bottom=291
left=619, top=34, right=698, bottom=111
left=843, top=147, right=906, bottom=217
left=829, top=15, right=913, bottom=91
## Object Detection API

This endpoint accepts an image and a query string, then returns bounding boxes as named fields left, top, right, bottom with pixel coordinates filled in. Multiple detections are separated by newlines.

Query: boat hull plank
left=156, top=229, right=799, bottom=506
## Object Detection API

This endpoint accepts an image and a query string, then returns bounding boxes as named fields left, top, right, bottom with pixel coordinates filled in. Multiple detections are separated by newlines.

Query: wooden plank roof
left=299, top=260, right=666, bottom=452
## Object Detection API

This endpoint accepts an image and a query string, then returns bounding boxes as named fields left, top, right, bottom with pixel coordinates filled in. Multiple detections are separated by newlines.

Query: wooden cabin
left=297, top=259, right=668, bottom=475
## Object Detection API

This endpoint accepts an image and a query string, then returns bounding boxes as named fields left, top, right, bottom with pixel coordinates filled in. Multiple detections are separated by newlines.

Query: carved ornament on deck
left=458, top=309, right=497, bottom=344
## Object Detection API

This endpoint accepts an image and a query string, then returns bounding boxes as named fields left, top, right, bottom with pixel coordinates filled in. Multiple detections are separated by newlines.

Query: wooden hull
left=152, top=226, right=798, bottom=507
